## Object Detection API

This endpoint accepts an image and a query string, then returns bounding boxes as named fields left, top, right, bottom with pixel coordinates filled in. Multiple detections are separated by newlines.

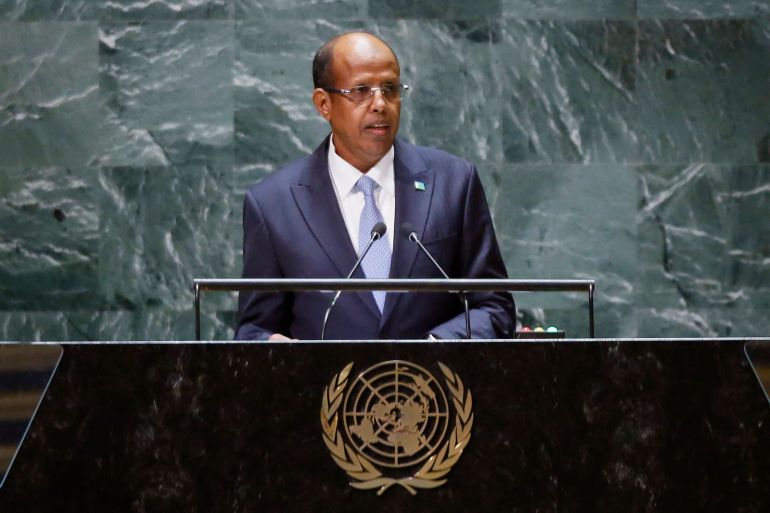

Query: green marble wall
left=1, top=1, right=768, bottom=341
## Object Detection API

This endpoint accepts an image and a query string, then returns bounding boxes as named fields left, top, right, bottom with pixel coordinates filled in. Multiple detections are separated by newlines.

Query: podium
left=0, top=338, right=769, bottom=512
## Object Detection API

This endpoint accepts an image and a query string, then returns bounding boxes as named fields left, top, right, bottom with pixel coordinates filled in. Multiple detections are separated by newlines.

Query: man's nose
left=370, top=89, right=387, bottom=110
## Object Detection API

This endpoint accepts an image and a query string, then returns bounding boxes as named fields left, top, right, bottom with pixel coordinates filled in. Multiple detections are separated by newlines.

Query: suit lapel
left=381, top=139, right=434, bottom=325
left=290, top=137, right=381, bottom=318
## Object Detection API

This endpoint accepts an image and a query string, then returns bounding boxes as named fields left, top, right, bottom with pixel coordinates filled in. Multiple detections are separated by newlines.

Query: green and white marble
left=0, top=166, right=100, bottom=310
left=98, top=166, right=238, bottom=312
left=235, top=0, right=366, bottom=19
left=637, top=164, right=770, bottom=309
left=370, top=0, right=502, bottom=19
left=0, top=0, right=230, bottom=21
left=493, top=164, right=638, bottom=310
left=234, top=18, right=347, bottom=173
left=380, top=20, right=504, bottom=165
left=1, top=2, right=769, bottom=340
left=99, top=21, right=234, bottom=167
left=503, top=0, right=636, bottom=20
left=0, top=22, right=101, bottom=167
left=636, top=19, right=770, bottom=164
left=638, top=0, right=770, bottom=18
left=496, top=20, right=638, bottom=163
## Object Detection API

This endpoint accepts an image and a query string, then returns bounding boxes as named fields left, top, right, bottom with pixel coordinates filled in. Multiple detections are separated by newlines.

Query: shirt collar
left=328, top=135, right=395, bottom=196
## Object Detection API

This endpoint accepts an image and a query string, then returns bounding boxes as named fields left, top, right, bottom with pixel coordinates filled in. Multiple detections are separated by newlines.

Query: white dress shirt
left=327, top=135, right=395, bottom=253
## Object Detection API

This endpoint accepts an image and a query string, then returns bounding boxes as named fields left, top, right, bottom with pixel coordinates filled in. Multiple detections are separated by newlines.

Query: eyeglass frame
left=322, top=83, right=410, bottom=103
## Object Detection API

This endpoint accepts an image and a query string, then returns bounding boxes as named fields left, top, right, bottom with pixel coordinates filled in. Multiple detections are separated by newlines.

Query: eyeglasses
left=323, top=84, right=410, bottom=104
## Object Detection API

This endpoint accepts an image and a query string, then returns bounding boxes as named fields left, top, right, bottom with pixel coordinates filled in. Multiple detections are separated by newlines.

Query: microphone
left=400, top=223, right=471, bottom=339
left=320, top=222, right=387, bottom=340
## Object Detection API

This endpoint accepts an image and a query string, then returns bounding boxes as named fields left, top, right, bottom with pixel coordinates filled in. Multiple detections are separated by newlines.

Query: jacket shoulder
left=246, top=156, right=306, bottom=197
left=397, top=141, right=476, bottom=189
left=246, top=135, right=329, bottom=198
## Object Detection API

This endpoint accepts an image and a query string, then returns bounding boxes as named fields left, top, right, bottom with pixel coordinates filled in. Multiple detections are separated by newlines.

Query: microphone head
left=371, top=222, right=387, bottom=239
left=400, top=222, right=418, bottom=240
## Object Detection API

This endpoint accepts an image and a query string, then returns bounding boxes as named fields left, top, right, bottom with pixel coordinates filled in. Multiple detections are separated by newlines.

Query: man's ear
left=312, top=89, right=331, bottom=121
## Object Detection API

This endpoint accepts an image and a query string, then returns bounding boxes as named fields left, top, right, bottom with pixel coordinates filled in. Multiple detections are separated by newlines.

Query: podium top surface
left=2, top=337, right=770, bottom=345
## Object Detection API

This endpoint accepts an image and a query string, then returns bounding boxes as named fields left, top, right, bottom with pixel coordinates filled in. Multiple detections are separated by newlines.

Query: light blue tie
left=356, top=175, right=391, bottom=313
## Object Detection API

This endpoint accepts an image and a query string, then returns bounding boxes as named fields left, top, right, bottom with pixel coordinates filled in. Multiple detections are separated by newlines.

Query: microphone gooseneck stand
left=320, top=222, right=387, bottom=341
left=400, top=223, right=472, bottom=339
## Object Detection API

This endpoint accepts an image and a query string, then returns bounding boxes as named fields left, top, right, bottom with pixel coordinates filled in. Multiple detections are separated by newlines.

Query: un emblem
left=320, top=360, right=473, bottom=495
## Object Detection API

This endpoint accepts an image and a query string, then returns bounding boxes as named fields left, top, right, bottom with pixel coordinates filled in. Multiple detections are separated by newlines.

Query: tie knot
left=356, top=175, right=378, bottom=196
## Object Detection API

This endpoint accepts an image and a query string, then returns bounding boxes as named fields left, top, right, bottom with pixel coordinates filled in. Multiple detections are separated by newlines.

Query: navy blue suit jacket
left=235, top=137, right=515, bottom=340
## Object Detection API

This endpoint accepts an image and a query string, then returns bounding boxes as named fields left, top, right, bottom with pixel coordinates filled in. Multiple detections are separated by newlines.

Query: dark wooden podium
left=1, top=339, right=769, bottom=512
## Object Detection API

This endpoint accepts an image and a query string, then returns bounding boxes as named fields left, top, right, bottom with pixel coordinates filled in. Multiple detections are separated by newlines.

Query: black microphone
left=400, top=223, right=471, bottom=339
left=321, top=222, right=387, bottom=340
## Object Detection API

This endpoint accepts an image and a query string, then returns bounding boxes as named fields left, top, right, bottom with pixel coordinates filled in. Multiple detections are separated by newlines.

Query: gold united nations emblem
left=320, top=360, right=473, bottom=495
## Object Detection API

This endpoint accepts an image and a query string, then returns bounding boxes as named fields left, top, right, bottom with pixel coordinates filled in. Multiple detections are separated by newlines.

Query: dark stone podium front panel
left=0, top=339, right=769, bottom=512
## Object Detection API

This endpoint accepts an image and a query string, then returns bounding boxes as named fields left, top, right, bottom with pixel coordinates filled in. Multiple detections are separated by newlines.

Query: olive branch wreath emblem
left=320, top=361, right=473, bottom=495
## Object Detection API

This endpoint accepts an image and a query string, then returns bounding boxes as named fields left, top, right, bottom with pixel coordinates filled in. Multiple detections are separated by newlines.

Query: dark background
left=1, top=340, right=769, bottom=511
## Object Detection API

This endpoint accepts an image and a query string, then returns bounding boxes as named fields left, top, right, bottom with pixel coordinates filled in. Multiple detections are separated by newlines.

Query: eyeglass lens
left=351, top=85, right=406, bottom=102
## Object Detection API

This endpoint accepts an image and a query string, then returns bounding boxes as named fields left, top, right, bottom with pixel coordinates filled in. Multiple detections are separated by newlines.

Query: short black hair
left=312, top=32, right=399, bottom=89
left=312, top=35, right=339, bottom=89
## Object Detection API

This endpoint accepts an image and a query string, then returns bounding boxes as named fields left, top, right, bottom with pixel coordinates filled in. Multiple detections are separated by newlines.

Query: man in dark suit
left=235, top=32, right=514, bottom=341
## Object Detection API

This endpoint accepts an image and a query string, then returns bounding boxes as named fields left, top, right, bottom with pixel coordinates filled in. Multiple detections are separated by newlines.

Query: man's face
left=315, top=35, right=401, bottom=172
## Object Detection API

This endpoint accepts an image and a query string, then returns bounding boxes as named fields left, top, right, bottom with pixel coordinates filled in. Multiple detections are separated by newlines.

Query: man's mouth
left=365, top=123, right=390, bottom=136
